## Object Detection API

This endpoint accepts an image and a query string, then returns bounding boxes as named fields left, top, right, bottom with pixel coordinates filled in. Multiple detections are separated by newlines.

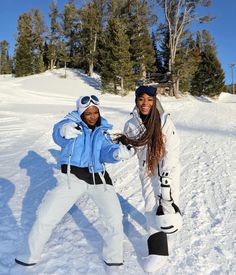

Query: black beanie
left=135, top=86, right=156, bottom=97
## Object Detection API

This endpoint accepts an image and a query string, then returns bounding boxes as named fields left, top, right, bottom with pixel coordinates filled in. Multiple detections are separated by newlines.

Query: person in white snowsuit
left=15, top=95, right=134, bottom=267
left=122, top=86, right=182, bottom=273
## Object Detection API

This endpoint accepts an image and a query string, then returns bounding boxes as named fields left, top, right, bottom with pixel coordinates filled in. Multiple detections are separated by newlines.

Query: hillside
left=0, top=69, right=235, bottom=275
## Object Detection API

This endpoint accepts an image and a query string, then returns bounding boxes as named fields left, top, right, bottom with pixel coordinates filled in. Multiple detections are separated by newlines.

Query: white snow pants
left=17, top=173, right=124, bottom=264
left=139, top=161, right=180, bottom=236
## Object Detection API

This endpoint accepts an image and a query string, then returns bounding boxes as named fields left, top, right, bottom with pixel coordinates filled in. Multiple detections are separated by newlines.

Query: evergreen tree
left=91, top=0, right=108, bottom=73
left=151, top=32, right=165, bottom=74
left=190, top=30, right=225, bottom=97
left=48, top=0, right=61, bottom=70
left=196, top=30, right=202, bottom=52
left=31, top=8, right=45, bottom=73
left=15, top=13, right=34, bottom=77
left=190, top=47, right=225, bottom=97
left=124, top=0, right=156, bottom=80
left=100, top=18, right=133, bottom=95
left=58, top=39, right=71, bottom=78
left=201, top=29, right=217, bottom=53
left=43, top=41, right=50, bottom=70
left=61, top=0, right=80, bottom=67
left=159, top=25, right=170, bottom=73
left=79, top=0, right=104, bottom=75
left=176, top=33, right=201, bottom=93
left=0, top=40, right=12, bottom=74
left=106, top=0, right=156, bottom=81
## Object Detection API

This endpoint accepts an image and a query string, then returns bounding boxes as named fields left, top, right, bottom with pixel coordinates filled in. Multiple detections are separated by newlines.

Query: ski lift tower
left=229, top=63, right=235, bottom=94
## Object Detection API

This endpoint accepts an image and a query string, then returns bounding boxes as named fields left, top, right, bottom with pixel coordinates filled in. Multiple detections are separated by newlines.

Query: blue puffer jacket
left=52, top=111, right=119, bottom=173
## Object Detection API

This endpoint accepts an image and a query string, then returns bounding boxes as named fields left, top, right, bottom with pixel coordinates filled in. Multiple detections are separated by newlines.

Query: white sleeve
left=161, top=115, right=180, bottom=173
left=123, top=120, right=138, bottom=138
left=160, top=116, right=180, bottom=204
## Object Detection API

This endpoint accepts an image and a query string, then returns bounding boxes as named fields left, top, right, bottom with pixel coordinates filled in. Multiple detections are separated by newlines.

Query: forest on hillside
left=0, top=0, right=227, bottom=97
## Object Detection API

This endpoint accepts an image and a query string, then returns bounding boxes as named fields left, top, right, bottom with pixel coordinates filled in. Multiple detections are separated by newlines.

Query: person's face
left=136, top=93, right=154, bottom=115
left=83, top=106, right=100, bottom=126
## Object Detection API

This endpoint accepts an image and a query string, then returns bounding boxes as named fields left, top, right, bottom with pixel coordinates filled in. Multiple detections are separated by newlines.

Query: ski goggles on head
left=78, top=95, right=100, bottom=108
left=135, top=86, right=156, bottom=97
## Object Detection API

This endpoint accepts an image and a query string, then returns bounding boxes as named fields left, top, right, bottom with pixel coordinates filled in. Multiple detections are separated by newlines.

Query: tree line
left=0, top=0, right=226, bottom=97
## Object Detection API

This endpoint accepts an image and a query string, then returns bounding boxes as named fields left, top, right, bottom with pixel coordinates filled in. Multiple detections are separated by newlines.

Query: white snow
left=218, top=92, right=236, bottom=103
left=0, top=69, right=235, bottom=275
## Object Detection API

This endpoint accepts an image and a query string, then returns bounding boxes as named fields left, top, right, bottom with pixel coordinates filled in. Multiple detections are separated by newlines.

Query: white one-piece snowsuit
left=124, top=107, right=180, bottom=255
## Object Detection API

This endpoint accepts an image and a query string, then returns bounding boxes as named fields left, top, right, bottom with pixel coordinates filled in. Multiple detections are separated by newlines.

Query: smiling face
left=136, top=93, right=154, bottom=115
left=82, top=106, right=100, bottom=127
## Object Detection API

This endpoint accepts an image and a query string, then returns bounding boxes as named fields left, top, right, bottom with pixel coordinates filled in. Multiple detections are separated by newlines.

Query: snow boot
left=142, top=254, right=167, bottom=273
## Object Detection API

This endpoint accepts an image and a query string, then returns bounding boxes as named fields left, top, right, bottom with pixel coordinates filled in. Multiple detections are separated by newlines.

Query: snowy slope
left=0, top=69, right=235, bottom=275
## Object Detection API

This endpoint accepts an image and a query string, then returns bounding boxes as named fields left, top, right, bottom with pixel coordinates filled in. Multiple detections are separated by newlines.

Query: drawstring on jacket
left=90, top=165, right=96, bottom=189
left=67, top=138, right=76, bottom=189
left=99, top=164, right=107, bottom=191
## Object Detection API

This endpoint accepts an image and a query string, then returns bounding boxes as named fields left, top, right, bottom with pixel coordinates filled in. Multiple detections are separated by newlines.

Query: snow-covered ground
left=0, top=69, right=235, bottom=275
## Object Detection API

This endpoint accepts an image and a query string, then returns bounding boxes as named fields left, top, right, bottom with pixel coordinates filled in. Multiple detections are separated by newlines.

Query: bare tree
left=157, top=0, right=212, bottom=97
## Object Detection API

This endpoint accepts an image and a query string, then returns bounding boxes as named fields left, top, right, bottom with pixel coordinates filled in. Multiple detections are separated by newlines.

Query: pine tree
left=201, top=29, right=217, bottom=53
left=196, top=30, right=202, bottom=52
left=151, top=32, right=165, bottom=74
left=79, top=0, right=104, bottom=75
left=100, top=18, right=133, bottom=95
left=0, top=40, right=12, bottom=74
left=124, top=0, right=156, bottom=80
left=106, top=0, right=156, bottom=81
left=31, top=8, right=46, bottom=73
left=43, top=41, right=50, bottom=70
left=159, top=25, right=170, bottom=73
left=190, top=30, right=225, bottom=97
left=61, top=0, right=80, bottom=67
left=176, top=33, right=201, bottom=93
left=190, top=47, right=225, bottom=97
left=15, top=13, right=34, bottom=77
left=48, top=0, right=61, bottom=70
left=58, top=39, right=70, bottom=78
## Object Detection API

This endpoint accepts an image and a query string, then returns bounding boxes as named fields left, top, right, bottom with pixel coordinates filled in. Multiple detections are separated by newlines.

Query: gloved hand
left=160, top=199, right=176, bottom=214
left=60, top=122, right=82, bottom=139
left=156, top=171, right=182, bottom=233
left=113, top=143, right=135, bottom=160
left=160, top=172, right=175, bottom=213
left=155, top=200, right=182, bottom=234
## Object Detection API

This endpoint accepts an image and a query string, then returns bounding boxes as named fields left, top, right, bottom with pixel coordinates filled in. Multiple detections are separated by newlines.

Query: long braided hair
left=124, top=94, right=165, bottom=176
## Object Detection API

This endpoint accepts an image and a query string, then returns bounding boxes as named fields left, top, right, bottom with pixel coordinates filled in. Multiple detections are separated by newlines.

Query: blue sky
left=0, top=0, right=235, bottom=84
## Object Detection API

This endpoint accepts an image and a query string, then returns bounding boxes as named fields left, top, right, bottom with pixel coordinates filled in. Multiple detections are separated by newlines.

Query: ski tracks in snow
left=172, top=100, right=236, bottom=275
left=0, top=83, right=235, bottom=275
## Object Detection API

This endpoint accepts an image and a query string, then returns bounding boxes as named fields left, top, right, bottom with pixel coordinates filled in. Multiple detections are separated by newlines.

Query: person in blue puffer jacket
left=15, top=95, right=134, bottom=268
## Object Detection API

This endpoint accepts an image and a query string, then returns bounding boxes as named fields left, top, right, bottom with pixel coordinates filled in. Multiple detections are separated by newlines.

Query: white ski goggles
left=77, top=95, right=100, bottom=108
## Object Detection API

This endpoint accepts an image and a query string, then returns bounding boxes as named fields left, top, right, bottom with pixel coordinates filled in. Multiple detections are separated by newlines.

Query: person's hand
left=60, top=122, right=82, bottom=139
left=155, top=200, right=182, bottom=234
left=160, top=173, right=176, bottom=213
left=160, top=199, right=176, bottom=214
left=113, top=143, right=135, bottom=160
left=156, top=172, right=182, bottom=233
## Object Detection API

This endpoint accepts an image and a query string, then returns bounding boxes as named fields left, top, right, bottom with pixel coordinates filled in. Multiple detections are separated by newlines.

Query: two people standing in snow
left=15, top=87, right=182, bottom=273
left=121, top=85, right=182, bottom=273
left=15, top=95, right=134, bottom=267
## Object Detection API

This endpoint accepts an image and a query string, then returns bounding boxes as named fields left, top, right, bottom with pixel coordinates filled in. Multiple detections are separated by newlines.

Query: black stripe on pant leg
left=147, top=232, right=169, bottom=255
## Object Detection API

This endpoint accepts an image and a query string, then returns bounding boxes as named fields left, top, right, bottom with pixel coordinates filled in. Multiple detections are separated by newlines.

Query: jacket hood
left=130, top=106, right=169, bottom=129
